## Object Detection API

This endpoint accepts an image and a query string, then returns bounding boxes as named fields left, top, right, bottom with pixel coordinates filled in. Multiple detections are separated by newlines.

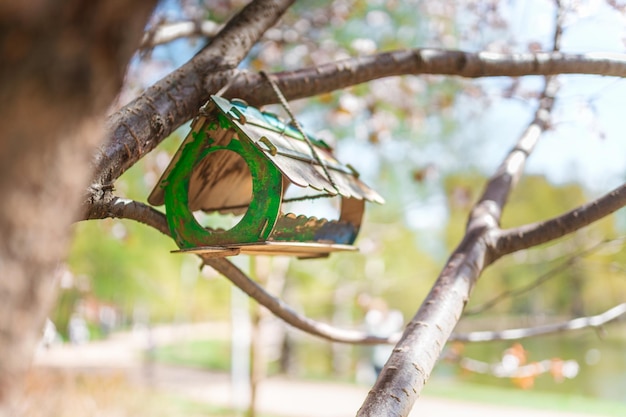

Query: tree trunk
left=0, top=1, right=155, bottom=413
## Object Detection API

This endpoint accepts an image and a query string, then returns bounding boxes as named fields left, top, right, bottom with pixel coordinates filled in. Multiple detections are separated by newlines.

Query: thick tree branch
left=219, top=50, right=626, bottom=106
left=451, top=303, right=626, bottom=342
left=84, top=195, right=170, bottom=236
left=0, top=0, right=157, bottom=411
left=357, top=70, right=559, bottom=417
left=357, top=9, right=565, bottom=417
left=496, top=183, right=626, bottom=255
left=91, top=0, right=295, bottom=191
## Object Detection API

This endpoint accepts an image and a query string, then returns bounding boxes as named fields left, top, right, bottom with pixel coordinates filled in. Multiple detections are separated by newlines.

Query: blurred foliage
left=426, top=371, right=626, bottom=417
left=55, top=1, right=626, bottom=401
left=438, top=326, right=626, bottom=403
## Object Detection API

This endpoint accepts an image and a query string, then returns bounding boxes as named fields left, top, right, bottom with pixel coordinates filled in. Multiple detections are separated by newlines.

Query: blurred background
left=32, top=0, right=626, bottom=416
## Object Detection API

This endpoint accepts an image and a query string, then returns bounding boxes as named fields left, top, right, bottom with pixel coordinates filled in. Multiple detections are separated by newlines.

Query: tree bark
left=91, top=0, right=295, bottom=192
left=0, top=1, right=155, bottom=413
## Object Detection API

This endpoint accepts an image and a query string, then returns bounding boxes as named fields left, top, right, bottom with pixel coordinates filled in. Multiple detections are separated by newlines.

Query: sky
left=467, top=0, right=626, bottom=195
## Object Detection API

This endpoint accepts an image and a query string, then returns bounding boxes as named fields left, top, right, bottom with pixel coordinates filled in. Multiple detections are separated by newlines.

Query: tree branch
left=84, top=195, right=170, bottom=236
left=451, top=303, right=626, bottom=342
left=468, top=76, right=558, bottom=238
left=356, top=66, right=558, bottom=417
left=80, top=199, right=625, bottom=347
left=218, top=50, right=626, bottom=107
left=91, top=0, right=295, bottom=190
left=202, top=256, right=397, bottom=345
left=357, top=7, right=565, bottom=416
left=82, top=197, right=398, bottom=345
left=94, top=49, right=626, bottom=198
left=466, top=237, right=625, bottom=315
left=469, top=0, right=562, bottom=233
left=454, top=357, right=578, bottom=381
left=496, top=183, right=626, bottom=255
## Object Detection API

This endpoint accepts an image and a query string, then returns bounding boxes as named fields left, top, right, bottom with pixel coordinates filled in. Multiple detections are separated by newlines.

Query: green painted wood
left=163, top=120, right=283, bottom=249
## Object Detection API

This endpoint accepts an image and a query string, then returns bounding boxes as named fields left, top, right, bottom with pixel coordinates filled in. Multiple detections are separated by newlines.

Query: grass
left=426, top=376, right=626, bottom=417
left=153, top=338, right=231, bottom=371
left=153, top=337, right=626, bottom=416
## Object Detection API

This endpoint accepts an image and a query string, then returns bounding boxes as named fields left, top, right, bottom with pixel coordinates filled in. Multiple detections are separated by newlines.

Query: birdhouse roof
left=148, top=95, right=384, bottom=208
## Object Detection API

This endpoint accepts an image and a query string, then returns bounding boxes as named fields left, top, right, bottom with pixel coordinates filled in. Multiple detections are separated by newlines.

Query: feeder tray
left=148, top=95, right=384, bottom=258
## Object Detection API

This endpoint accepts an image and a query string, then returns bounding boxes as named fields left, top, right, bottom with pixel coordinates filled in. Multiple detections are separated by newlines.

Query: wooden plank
left=188, top=128, right=252, bottom=213
left=172, top=241, right=357, bottom=258
left=232, top=121, right=383, bottom=202
left=149, top=95, right=384, bottom=213
left=147, top=115, right=208, bottom=206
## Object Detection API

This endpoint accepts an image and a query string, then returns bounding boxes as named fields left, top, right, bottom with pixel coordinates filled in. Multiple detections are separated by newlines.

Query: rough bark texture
left=91, top=0, right=295, bottom=192
left=0, top=1, right=155, bottom=413
left=222, top=50, right=626, bottom=107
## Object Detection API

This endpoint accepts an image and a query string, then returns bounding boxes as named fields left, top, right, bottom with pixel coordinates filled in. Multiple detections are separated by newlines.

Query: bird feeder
left=148, top=95, right=383, bottom=258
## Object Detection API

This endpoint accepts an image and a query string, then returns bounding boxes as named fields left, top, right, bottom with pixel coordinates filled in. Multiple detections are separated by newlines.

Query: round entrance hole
left=187, top=149, right=253, bottom=231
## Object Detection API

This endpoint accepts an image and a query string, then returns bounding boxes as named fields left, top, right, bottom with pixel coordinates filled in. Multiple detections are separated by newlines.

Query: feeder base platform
left=172, top=241, right=357, bottom=259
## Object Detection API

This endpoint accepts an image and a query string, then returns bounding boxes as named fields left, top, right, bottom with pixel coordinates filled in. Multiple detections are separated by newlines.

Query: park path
left=33, top=323, right=607, bottom=417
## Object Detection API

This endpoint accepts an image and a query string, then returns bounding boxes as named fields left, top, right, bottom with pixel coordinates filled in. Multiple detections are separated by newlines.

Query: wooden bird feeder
left=148, top=95, right=384, bottom=258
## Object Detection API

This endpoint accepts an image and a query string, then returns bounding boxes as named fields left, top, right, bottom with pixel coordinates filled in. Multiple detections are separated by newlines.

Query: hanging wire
left=195, top=69, right=343, bottom=210
left=214, top=193, right=336, bottom=212
left=203, top=70, right=341, bottom=209
left=199, top=70, right=244, bottom=116
left=259, top=71, right=340, bottom=194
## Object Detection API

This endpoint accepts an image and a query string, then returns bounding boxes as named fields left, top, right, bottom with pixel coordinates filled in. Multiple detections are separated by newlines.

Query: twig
left=83, top=196, right=170, bottom=236
left=456, top=357, right=578, bottom=381
left=203, top=256, right=397, bottom=345
left=495, top=183, right=626, bottom=256
left=451, top=303, right=626, bottom=342
left=466, top=237, right=626, bottom=315
left=82, top=196, right=626, bottom=348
